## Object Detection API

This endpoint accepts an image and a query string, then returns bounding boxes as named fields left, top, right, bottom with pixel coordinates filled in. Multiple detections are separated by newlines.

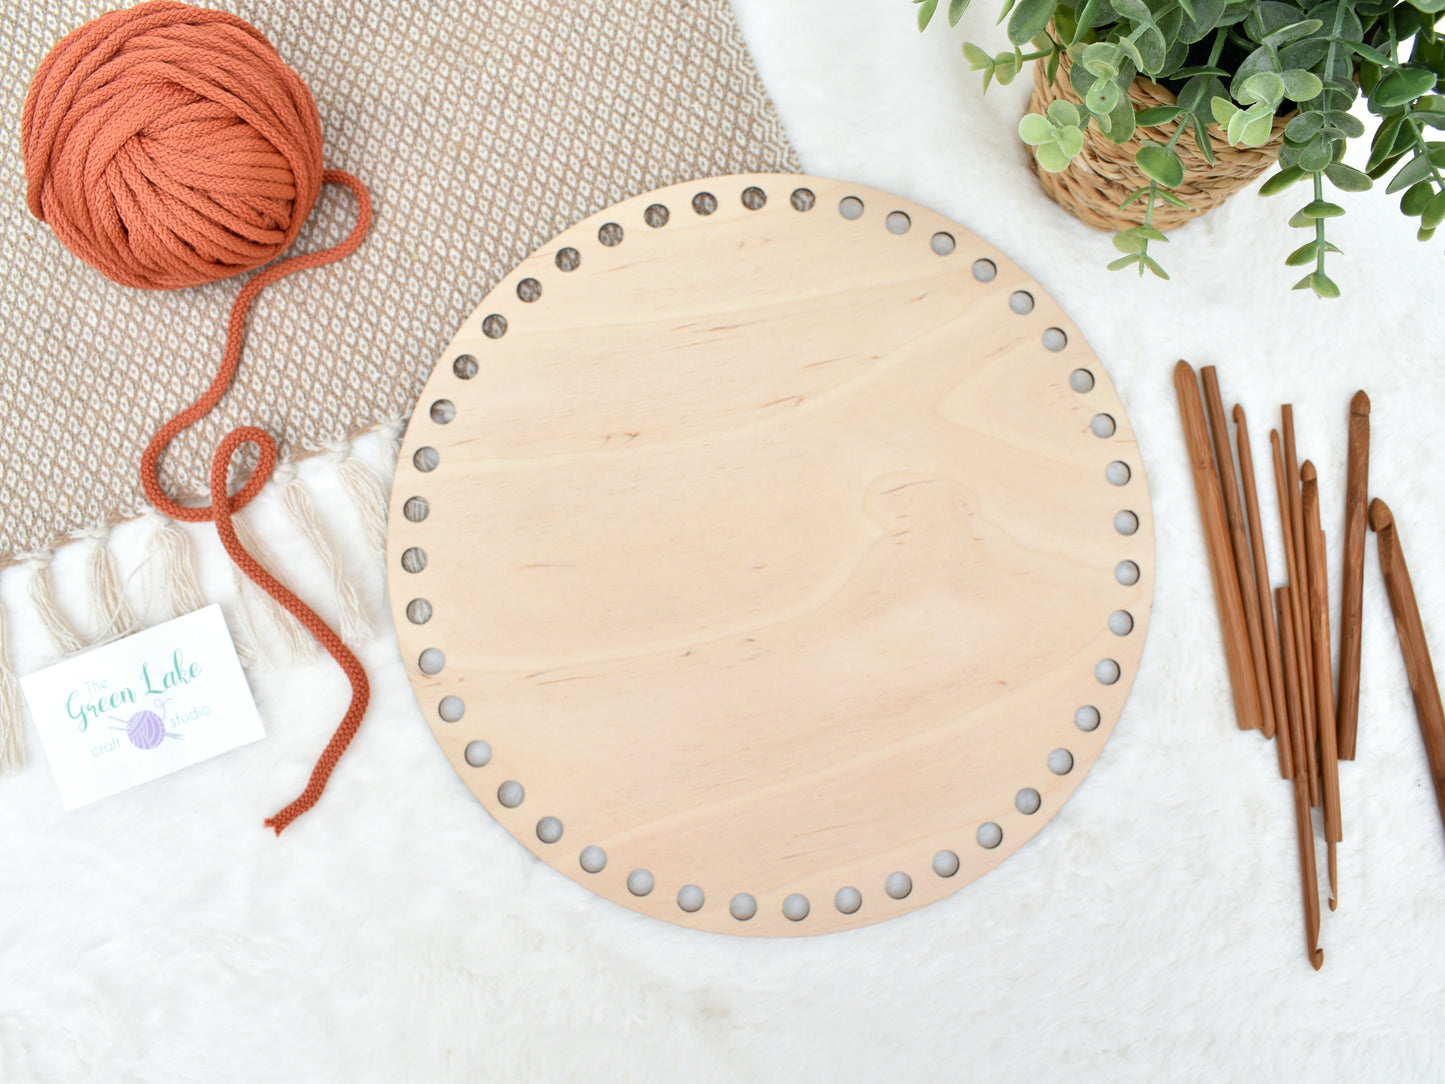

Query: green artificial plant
left=914, top=0, right=1445, bottom=295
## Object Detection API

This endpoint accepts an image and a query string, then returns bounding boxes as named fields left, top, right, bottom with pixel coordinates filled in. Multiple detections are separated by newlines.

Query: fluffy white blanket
left=3, top=1, right=1443, bottom=1079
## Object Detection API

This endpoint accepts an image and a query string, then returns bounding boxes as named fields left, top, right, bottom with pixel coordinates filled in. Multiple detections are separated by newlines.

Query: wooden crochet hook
left=1338, top=391, right=1370, bottom=760
left=1302, top=462, right=1342, bottom=909
left=1175, top=363, right=1263, bottom=732
left=1277, top=586, right=1323, bottom=969
left=1202, top=368, right=1274, bottom=736
left=1274, top=426, right=1318, bottom=804
left=1281, top=408, right=1319, bottom=806
left=1267, top=431, right=1297, bottom=780
left=1370, top=499, right=1445, bottom=848
left=1236, top=405, right=1289, bottom=774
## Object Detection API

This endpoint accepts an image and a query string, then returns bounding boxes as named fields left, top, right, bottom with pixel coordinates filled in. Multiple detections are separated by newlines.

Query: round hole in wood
left=933, top=850, right=960, bottom=877
left=403, top=496, right=429, bottom=522
left=405, top=598, right=432, bottom=625
left=555, top=247, right=581, bottom=272
left=1109, top=610, right=1134, bottom=636
left=977, top=822, right=1003, bottom=849
left=536, top=816, right=563, bottom=844
left=1015, top=788, right=1041, bottom=815
left=885, top=872, right=912, bottom=899
left=729, top=893, right=757, bottom=920
left=838, top=195, right=864, bottom=219
left=782, top=893, right=810, bottom=921
left=692, top=192, right=718, bottom=215
left=598, top=222, right=624, bottom=246
left=463, top=740, right=491, bottom=767
left=482, top=314, right=507, bottom=338
left=627, top=869, right=654, bottom=896
left=430, top=399, right=455, bottom=425
left=1116, top=560, right=1141, bottom=586
left=1114, top=510, right=1139, bottom=535
left=1075, top=705, right=1101, bottom=731
left=1010, top=290, right=1035, bottom=314
left=1091, top=414, right=1116, bottom=438
left=741, top=186, right=767, bottom=210
left=517, top=277, right=542, bottom=303
left=418, top=647, right=445, bottom=675
left=400, top=547, right=426, bottom=574
left=644, top=203, right=670, bottom=228
left=1069, top=368, right=1094, bottom=393
left=790, top=187, right=816, bottom=212
left=1048, top=748, right=1075, bottom=775
left=886, top=211, right=911, bottom=235
left=497, top=780, right=524, bottom=807
left=413, top=447, right=439, bottom=472
left=1107, top=461, right=1132, bottom=486
left=677, top=884, right=705, bottom=912
left=834, top=886, right=862, bottom=914
left=972, top=258, right=997, bottom=282
left=1043, top=327, right=1068, bottom=351
left=579, top=845, right=607, bottom=873
left=930, top=231, right=955, bottom=255
left=1095, top=659, right=1121, bottom=685
left=389, top=175, right=1153, bottom=937
left=453, top=354, right=479, bottom=379
left=438, top=695, right=465, bottom=722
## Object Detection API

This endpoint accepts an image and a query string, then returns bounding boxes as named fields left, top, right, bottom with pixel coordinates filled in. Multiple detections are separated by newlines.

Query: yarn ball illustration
left=20, top=0, right=325, bottom=290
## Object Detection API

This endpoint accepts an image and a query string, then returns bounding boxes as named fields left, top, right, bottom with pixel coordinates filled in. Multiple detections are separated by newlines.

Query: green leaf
left=1142, top=255, right=1170, bottom=279
left=1086, top=76, right=1121, bottom=114
left=1082, top=42, right=1122, bottom=79
left=1372, top=68, right=1439, bottom=109
left=918, top=0, right=940, bottom=31
left=1211, top=96, right=1238, bottom=126
left=1324, top=161, right=1373, bottom=191
left=1101, top=92, right=1138, bottom=144
left=1407, top=0, right=1445, bottom=12
left=1117, top=187, right=1151, bottom=209
left=1035, top=141, right=1072, bottom=171
left=997, top=0, right=1017, bottom=23
left=1421, top=225, right=1438, bottom=242
left=1368, top=113, right=1407, bottom=171
left=1136, top=26, right=1168, bottom=75
left=1312, top=272, right=1341, bottom=298
left=1298, top=135, right=1334, bottom=172
left=1135, top=105, right=1183, bottom=126
left=1108, top=253, right=1143, bottom=271
left=1057, top=124, right=1085, bottom=156
left=1108, top=0, right=1154, bottom=22
left=1241, top=72, right=1287, bottom=108
left=1241, top=112, right=1275, bottom=146
left=1343, top=39, right=1392, bottom=65
left=1387, top=153, right=1436, bottom=194
left=1262, top=18, right=1322, bottom=47
left=1117, top=36, right=1145, bottom=72
left=1137, top=224, right=1169, bottom=242
left=1019, top=113, right=1057, bottom=144
left=1113, top=227, right=1146, bottom=253
left=1053, top=4, right=1078, bottom=41
left=1007, top=0, right=1056, bottom=45
left=1260, top=166, right=1306, bottom=195
left=1300, top=199, right=1346, bottom=218
left=1423, top=191, right=1445, bottom=230
left=1279, top=69, right=1324, bottom=101
left=1072, top=0, right=1106, bottom=40
left=949, top=0, right=971, bottom=25
left=1288, top=208, right=1316, bottom=227
left=1157, top=187, right=1191, bottom=208
left=1285, top=112, right=1324, bottom=142
left=1047, top=99, right=1082, bottom=127
left=1402, top=180, right=1435, bottom=215
left=995, top=50, right=1021, bottom=84
left=1285, top=240, right=1319, bottom=265
left=1136, top=143, right=1185, bottom=187
left=963, top=42, right=993, bottom=68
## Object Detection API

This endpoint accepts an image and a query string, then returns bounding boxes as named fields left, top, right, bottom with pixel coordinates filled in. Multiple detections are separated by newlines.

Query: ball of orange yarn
left=21, top=0, right=324, bottom=291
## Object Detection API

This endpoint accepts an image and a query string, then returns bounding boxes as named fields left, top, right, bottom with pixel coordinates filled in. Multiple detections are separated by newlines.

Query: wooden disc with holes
left=387, top=174, right=1153, bottom=936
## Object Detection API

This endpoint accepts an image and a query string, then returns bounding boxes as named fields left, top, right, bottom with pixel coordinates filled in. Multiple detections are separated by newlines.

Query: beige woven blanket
left=0, top=0, right=797, bottom=565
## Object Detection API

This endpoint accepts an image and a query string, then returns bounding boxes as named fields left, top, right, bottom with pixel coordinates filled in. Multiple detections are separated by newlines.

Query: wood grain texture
left=1302, top=464, right=1341, bottom=857
left=1175, top=363, right=1262, bottom=732
left=1338, top=391, right=1370, bottom=760
left=385, top=175, right=1154, bottom=935
left=1281, top=408, right=1319, bottom=807
left=1277, top=587, right=1323, bottom=969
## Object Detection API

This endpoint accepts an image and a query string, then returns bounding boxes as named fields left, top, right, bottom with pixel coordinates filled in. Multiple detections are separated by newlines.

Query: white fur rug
left=4, top=2, right=1444, bottom=1080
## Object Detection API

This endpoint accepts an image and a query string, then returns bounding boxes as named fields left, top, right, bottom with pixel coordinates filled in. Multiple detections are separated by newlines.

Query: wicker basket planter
left=1028, top=47, right=1291, bottom=232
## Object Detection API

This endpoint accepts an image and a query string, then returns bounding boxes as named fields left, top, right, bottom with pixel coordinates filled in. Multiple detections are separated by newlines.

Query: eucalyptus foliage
left=915, top=0, right=1445, bottom=295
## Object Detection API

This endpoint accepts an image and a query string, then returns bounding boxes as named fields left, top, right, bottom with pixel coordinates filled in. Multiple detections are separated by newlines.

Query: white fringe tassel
left=25, top=554, right=84, bottom=657
left=148, top=515, right=208, bottom=619
left=333, top=441, right=391, bottom=559
left=278, top=466, right=370, bottom=643
left=0, top=599, right=23, bottom=772
left=83, top=527, right=136, bottom=645
left=229, top=510, right=314, bottom=663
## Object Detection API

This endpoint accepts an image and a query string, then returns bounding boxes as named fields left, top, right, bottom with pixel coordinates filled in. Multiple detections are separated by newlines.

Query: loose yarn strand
left=83, top=528, right=137, bottom=644
left=22, top=1, right=374, bottom=833
left=25, top=555, right=84, bottom=657
left=279, top=464, right=370, bottom=643
left=0, top=601, right=24, bottom=773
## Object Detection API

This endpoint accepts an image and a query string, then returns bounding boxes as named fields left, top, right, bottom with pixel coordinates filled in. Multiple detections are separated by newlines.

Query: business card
left=20, top=604, right=265, bottom=810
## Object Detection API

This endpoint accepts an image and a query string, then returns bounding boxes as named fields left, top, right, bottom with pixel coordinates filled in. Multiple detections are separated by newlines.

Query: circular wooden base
left=386, top=174, right=1153, bottom=935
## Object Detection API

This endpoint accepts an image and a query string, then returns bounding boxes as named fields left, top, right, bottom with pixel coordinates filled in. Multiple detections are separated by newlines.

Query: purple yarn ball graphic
left=110, top=699, right=182, bottom=751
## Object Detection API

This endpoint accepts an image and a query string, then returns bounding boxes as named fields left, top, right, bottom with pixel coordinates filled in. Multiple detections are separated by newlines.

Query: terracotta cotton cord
left=22, top=1, right=374, bottom=834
